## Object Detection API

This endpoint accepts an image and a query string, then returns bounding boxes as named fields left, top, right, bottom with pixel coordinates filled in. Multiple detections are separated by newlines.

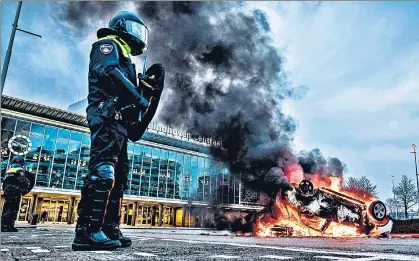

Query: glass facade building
left=1, top=96, right=260, bottom=227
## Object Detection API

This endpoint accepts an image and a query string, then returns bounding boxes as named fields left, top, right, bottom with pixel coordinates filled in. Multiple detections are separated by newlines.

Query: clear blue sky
left=2, top=1, right=418, bottom=201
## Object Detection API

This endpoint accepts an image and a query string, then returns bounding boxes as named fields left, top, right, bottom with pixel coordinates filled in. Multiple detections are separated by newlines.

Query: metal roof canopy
left=1, top=95, right=88, bottom=127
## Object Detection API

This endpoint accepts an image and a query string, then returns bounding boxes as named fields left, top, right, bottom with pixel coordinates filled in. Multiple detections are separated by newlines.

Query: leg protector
left=103, top=150, right=131, bottom=247
left=104, top=147, right=128, bottom=227
left=1, top=186, right=21, bottom=226
left=76, top=163, right=115, bottom=233
left=103, top=186, right=124, bottom=227
left=103, top=187, right=132, bottom=247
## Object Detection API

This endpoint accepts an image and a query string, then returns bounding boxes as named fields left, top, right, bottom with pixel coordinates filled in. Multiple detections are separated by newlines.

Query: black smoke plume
left=53, top=1, right=345, bottom=201
left=298, top=148, right=346, bottom=177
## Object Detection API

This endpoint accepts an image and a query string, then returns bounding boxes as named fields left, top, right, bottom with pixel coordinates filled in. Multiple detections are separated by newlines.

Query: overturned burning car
left=261, top=179, right=392, bottom=237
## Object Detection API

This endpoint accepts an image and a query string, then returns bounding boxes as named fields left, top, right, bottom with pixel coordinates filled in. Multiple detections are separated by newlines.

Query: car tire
left=299, top=180, right=314, bottom=196
left=368, top=200, right=387, bottom=221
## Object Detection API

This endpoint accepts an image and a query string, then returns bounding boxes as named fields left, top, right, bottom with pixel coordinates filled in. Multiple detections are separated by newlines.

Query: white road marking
left=134, top=252, right=158, bottom=257
left=9, top=236, right=18, bottom=238
left=350, top=258, right=391, bottom=261
left=26, top=247, right=41, bottom=250
left=159, top=238, right=419, bottom=261
left=134, top=237, right=154, bottom=240
left=209, top=255, right=240, bottom=259
left=31, top=235, right=40, bottom=237
left=260, top=255, right=293, bottom=260
left=53, top=245, right=69, bottom=248
left=90, top=250, right=112, bottom=254
left=43, top=234, right=53, bottom=236
left=314, top=256, right=353, bottom=260
left=31, top=249, right=51, bottom=253
left=1, top=249, right=9, bottom=252
left=161, top=238, right=201, bottom=244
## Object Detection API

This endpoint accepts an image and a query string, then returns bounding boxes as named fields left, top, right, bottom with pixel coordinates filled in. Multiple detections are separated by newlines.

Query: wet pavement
left=1, top=226, right=418, bottom=260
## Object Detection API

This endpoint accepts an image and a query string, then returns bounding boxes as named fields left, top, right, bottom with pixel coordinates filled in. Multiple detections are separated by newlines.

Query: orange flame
left=255, top=169, right=379, bottom=238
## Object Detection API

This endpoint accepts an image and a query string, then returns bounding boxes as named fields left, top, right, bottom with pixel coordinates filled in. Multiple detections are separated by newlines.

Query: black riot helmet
left=97, top=11, right=149, bottom=56
left=10, top=155, right=25, bottom=168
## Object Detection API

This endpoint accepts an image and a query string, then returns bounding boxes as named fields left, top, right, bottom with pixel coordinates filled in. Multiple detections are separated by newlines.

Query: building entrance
left=18, top=197, right=32, bottom=222
left=121, top=203, right=137, bottom=225
left=136, top=205, right=153, bottom=225
left=39, top=199, right=70, bottom=223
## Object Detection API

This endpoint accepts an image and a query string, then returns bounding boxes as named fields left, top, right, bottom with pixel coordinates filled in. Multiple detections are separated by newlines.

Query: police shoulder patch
left=99, top=43, right=114, bottom=55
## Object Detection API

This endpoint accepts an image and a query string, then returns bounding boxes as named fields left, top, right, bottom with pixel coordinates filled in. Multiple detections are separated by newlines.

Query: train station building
left=1, top=95, right=261, bottom=227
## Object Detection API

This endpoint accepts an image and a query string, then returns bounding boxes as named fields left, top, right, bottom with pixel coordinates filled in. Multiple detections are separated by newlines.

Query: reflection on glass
left=166, top=151, right=177, bottom=199
left=130, top=144, right=143, bottom=196
left=149, top=147, right=161, bottom=197
left=174, top=153, right=183, bottom=199
left=50, top=128, right=70, bottom=188
left=31, top=123, right=45, bottom=134
left=125, top=142, right=135, bottom=195
left=157, top=149, right=168, bottom=198
left=63, top=131, right=82, bottom=189
left=201, top=158, right=211, bottom=202
left=140, top=145, right=151, bottom=196
left=1, top=129, right=14, bottom=173
left=26, top=128, right=44, bottom=173
left=76, top=133, right=90, bottom=190
left=182, top=154, right=191, bottom=200
left=15, top=120, right=31, bottom=136
left=1, top=117, right=16, bottom=131
left=37, top=126, right=58, bottom=187
left=209, top=160, right=218, bottom=202
left=190, top=156, right=198, bottom=200
left=196, top=157, right=205, bottom=201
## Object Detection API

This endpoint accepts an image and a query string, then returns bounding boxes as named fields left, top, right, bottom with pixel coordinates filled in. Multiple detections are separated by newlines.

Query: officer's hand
left=140, top=76, right=162, bottom=98
left=140, top=79, right=154, bottom=91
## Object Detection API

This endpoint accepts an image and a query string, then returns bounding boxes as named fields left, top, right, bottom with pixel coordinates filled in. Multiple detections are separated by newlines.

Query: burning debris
left=255, top=177, right=391, bottom=238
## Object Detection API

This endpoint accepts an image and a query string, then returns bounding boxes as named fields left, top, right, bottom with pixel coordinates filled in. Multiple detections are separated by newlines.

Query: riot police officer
left=1, top=156, right=35, bottom=232
left=72, top=11, right=164, bottom=251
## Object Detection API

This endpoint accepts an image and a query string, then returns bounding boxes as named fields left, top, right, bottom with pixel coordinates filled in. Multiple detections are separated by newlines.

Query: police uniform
left=73, top=11, right=164, bottom=251
left=1, top=156, right=35, bottom=232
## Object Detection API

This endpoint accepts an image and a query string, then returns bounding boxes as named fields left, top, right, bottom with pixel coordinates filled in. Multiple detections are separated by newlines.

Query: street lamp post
left=1, top=1, right=42, bottom=95
left=391, top=175, right=398, bottom=219
left=411, top=144, right=419, bottom=206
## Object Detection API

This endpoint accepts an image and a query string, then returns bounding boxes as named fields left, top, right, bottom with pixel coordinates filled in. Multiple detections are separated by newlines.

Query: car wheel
left=299, top=180, right=314, bottom=196
left=368, top=200, right=387, bottom=221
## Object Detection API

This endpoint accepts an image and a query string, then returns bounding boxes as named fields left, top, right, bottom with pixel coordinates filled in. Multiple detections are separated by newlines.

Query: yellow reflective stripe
left=93, top=35, right=129, bottom=58
left=6, top=167, right=23, bottom=174
left=117, top=37, right=132, bottom=55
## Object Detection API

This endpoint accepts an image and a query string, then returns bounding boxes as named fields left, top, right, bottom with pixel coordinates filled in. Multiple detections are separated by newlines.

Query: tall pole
left=1, top=1, right=22, bottom=95
left=411, top=144, right=419, bottom=207
left=391, top=176, right=395, bottom=198
left=1, top=1, right=41, bottom=95
left=391, top=175, right=397, bottom=219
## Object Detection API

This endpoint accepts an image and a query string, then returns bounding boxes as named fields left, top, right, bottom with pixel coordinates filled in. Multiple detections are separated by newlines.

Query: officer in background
left=73, top=11, right=164, bottom=251
left=1, top=156, right=35, bottom=232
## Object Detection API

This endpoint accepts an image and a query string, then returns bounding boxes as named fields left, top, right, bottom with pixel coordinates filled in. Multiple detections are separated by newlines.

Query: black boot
left=1, top=224, right=18, bottom=232
left=103, top=187, right=131, bottom=247
left=72, top=225, right=121, bottom=251
left=103, top=224, right=132, bottom=247
left=72, top=164, right=121, bottom=251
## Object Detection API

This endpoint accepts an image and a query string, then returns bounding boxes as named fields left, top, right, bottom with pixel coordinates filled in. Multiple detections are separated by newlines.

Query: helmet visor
left=125, top=20, right=148, bottom=50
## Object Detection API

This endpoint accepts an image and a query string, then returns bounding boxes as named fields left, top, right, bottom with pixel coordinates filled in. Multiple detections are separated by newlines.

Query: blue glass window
left=36, top=126, right=58, bottom=187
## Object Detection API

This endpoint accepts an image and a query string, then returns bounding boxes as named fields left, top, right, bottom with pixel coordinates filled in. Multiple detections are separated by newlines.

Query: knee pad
left=96, top=163, right=115, bottom=180
left=89, top=163, right=115, bottom=191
